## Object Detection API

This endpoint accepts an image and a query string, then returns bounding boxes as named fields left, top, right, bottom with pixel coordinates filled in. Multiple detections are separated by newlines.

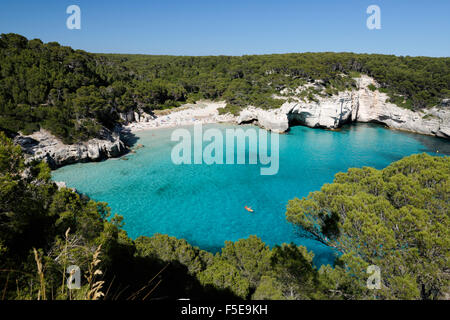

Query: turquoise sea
left=52, top=124, right=450, bottom=265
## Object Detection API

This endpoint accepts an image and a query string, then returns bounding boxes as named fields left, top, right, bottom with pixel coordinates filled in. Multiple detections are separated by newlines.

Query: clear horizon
left=0, top=0, right=449, bottom=57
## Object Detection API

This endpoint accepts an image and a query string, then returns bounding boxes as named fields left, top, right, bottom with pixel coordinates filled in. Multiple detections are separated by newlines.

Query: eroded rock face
left=14, top=128, right=126, bottom=169
left=120, top=109, right=155, bottom=124
left=282, top=91, right=355, bottom=129
left=354, top=76, right=450, bottom=138
left=119, top=110, right=135, bottom=123
left=237, top=107, right=289, bottom=133
left=237, top=75, right=450, bottom=139
left=13, top=75, right=448, bottom=170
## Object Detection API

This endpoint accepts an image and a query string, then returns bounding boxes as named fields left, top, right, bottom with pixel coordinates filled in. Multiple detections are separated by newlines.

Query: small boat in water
left=244, top=206, right=254, bottom=212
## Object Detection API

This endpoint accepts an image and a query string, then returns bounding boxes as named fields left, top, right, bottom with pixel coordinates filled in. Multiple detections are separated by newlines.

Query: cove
left=52, top=123, right=450, bottom=266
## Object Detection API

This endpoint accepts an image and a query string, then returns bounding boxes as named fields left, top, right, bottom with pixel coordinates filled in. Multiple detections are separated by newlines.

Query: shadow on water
left=119, top=169, right=130, bottom=176
left=194, top=244, right=224, bottom=255
left=362, top=123, right=449, bottom=155
left=410, top=134, right=450, bottom=155
left=119, top=127, right=139, bottom=147
left=339, top=122, right=450, bottom=155
left=155, top=184, right=170, bottom=195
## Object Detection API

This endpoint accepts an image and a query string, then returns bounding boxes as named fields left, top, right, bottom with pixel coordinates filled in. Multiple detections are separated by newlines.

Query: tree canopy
left=0, top=134, right=448, bottom=299
left=1, top=33, right=449, bottom=143
left=1, top=33, right=449, bottom=300
left=286, top=153, right=450, bottom=299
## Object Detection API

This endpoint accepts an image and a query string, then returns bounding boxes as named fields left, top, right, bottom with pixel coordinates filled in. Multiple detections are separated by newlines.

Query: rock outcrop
left=236, top=75, right=450, bottom=139
left=14, top=76, right=447, bottom=170
left=354, top=76, right=450, bottom=138
left=237, top=107, right=289, bottom=133
left=119, top=109, right=155, bottom=124
left=14, top=128, right=126, bottom=169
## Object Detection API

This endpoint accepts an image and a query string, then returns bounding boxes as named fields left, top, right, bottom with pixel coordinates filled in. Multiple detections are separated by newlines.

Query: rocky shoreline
left=236, top=75, right=450, bottom=138
left=13, top=75, right=449, bottom=170
left=14, top=127, right=126, bottom=169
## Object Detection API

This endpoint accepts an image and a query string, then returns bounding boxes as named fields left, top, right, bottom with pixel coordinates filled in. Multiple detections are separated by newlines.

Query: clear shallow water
left=52, top=124, right=449, bottom=265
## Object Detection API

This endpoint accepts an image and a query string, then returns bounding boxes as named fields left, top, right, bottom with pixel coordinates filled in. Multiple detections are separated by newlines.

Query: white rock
left=14, top=128, right=126, bottom=169
left=234, top=75, right=449, bottom=138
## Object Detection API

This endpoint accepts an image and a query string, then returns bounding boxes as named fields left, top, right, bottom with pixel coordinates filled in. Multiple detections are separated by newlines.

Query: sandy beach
left=122, top=101, right=236, bottom=133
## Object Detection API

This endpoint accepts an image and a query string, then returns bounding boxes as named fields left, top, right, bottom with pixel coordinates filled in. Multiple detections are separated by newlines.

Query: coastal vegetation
left=1, top=33, right=449, bottom=143
left=286, top=153, right=450, bottom=299
left=0, top=33, right=448, bottom=301
left=1, top=131, right=448, bottom=300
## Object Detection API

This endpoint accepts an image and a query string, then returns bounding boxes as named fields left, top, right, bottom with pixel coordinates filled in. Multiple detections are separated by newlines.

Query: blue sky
left=0, top=0, right=449, bottom=56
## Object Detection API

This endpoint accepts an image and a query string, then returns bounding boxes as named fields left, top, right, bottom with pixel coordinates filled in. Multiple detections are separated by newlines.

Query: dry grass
left=2, top=228, right=165, bottom=301
left=33, top=248, right=46, bottom=300
left=2, top=273, right=9, bottom=300
left=61, top=228, right=70, bottom=295
left=4, top=229, right=106, bottom=300
left=126, top=263, right=169, bottom=300
left=85, top=244, right=104, bottom=300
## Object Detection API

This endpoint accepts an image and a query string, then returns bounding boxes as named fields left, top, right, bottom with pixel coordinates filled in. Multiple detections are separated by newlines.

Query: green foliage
left=0, top=133, right=139, bottom=299
left=198, top=258, right=251, bottom=299
left=0, top=131, right=23, bottom=173
left=269, top=243, right=322, bottom=299
left=221, top=236, right=272, bottom=287
left=108, top=52, right=449, bottom=114
left=1, top=34, right=449, bottom=143
left=286, top=153, right=450, bottom=299
left=1, top=130, right=448, bottom=300
left=135, top=234, right=213, bottom=274
left=252, top=276, right=284, bottom=300
left=0, top=33, right=131, bottom=143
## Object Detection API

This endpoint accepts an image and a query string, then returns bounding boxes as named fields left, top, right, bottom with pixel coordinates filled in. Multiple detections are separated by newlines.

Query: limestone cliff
left=13, top=75, right=448, bottom=170
left=14, top=128, right=126, bottom=169
left=237, top=75, right=450, bottom=139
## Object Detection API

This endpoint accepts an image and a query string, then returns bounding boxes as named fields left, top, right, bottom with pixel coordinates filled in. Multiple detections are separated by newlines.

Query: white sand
left=122, top=101, right=236, bottom=133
